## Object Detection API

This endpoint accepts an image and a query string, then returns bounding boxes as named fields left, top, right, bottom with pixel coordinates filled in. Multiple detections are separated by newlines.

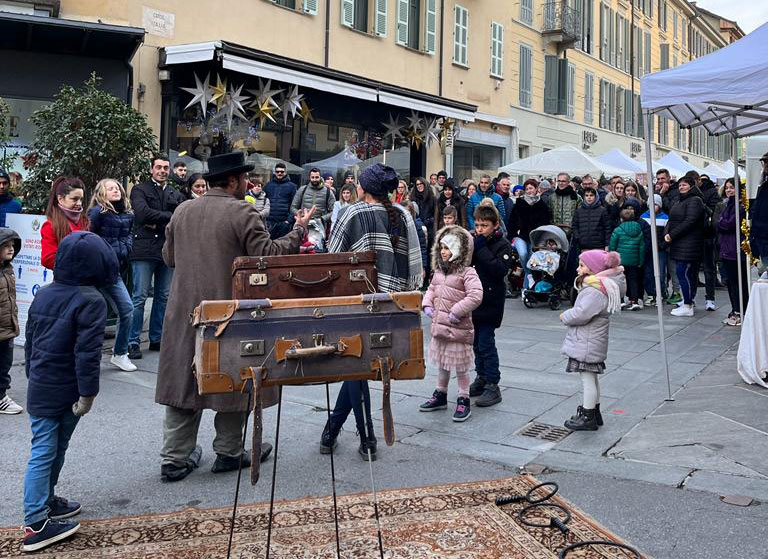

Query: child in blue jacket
left=22, top=231, right=118, bottom=552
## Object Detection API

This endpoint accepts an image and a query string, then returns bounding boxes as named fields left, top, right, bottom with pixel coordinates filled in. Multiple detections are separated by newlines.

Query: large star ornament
left=252, top=98, right=277, bottom=129
left=381, top=113, right=405, bottom=145
left=279, top=85, right=304, bottom=125
left=247, top=78, right=283, bottom=108
left=406, top=110, right=425, bottom=132
left=209, top=74, right=228, bottom=110
left=224, top=83, right=250, bottom=129
left=424, top=117, right=441, bottom=147
left=180, top=72, right=212, bottom=117
left=300, top=99, right=314, bottom=126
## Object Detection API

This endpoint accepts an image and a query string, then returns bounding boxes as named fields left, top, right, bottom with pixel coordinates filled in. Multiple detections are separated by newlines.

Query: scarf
left=523, top=193, right=540, bottom=205
left=579, top=266, right=624, bottom=314
left=112, top=199, right=126, bottom=213
left=61, top=206, right=83, bottom=223
left=327, top=201, right=423, bottom=292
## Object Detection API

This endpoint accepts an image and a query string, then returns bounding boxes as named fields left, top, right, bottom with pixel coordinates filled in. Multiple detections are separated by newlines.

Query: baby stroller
left=523, top=225, right=570, bottom=310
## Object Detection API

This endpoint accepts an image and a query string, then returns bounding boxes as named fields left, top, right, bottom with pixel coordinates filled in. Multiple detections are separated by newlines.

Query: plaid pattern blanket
left=328, top=201, right=424, bottom=292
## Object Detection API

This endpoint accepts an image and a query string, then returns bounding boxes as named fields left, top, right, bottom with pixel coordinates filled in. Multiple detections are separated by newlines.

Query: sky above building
left=695, top=0, right=768, bottom=33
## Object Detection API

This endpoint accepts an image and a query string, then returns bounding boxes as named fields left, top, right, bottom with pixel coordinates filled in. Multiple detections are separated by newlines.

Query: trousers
left=160, top=406, right=247, bottom=466
left=328, top=380, right=373, bottom=438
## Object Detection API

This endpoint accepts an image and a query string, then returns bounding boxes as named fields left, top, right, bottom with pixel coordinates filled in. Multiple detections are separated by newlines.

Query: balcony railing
left=543, top=1, right=582, bottom=44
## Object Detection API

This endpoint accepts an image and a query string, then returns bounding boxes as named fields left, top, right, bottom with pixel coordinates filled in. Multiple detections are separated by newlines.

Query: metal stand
left=325, top=383, right=342, bottom=559
left=225, top=383, right=253, bottom=559
left=360, top=386, right=386, bottom=559
left=265, top=386, right=282, bottom=559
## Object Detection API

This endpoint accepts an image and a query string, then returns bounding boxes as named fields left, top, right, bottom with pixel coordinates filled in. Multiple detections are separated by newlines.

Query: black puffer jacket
left=571, top=200, right=611, bottom=250
left=264, top=175, right=298, bottom=224
left=698, top=179, right=720, bottom=239
left=436, top=192, right=466, bottom=229
left=667, top=190, right=706, bottom=261
left=129, top=181, right=185, bottom=261
left=507, top=196, right=550, bottom=243
left=472, top=228, right=513, bottom=328
left=88, top=205, right=134, bottom=266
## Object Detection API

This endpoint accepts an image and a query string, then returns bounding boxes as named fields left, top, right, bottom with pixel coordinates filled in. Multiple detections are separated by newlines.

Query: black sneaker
left=127, top=344, right=142, bottom=360
left=23, top=519, right=80, bottom=552
left=148, top=340, right=161, bottom=351
left=160, top=445, right=202, bottom=482
left=468, top=376, right=486, bottom=398
left=419, top=390, right=448, bottom=411
left=452, top=397, right=471, bottom=422
left=359, top=436, right=377, bottom=461
left=475, top=383, right=502, bottom=407
left=319, top=421, right=338, bottom=454
left=211, top=452, right=251, bottom=473
left=48, top=496, right=81, bottom=520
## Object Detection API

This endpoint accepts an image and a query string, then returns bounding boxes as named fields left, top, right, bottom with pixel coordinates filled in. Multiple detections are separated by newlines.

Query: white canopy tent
left=303, top=147, right=363, bottom=175
left=498, top=145, right=635, bottom=177
left=595, top=148, right=646, bottom=174
left=717, top=159, right=746, bottom=180
left=655, top=151, right=705, bottom=178
left=700, top=162, right=729, bottom=182
left=641, top=22, right=768, bottom=398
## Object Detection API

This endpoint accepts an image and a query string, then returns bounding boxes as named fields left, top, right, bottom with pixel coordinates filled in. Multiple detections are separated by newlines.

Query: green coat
left=609, top=221, right=645, bottom=267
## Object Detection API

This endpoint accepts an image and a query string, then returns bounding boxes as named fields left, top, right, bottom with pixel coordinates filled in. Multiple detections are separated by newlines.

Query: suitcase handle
left=278, top=270, right=339, bottom=288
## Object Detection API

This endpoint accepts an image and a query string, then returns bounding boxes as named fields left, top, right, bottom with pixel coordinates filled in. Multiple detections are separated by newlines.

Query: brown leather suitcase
left=231, top=251, right=377, bottom=299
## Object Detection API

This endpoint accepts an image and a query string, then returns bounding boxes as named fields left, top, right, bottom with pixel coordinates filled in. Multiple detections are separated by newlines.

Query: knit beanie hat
left=440, top=233, right=462, bottom=261
left=322, top=172, right=333, bottom=181
left=581, top=250, right=621, bottom=274
left=359, top=163, right=399, bottom=198
left=653, top=193, right=663, bottom=208
left=512, top=185, right=524, bottom=195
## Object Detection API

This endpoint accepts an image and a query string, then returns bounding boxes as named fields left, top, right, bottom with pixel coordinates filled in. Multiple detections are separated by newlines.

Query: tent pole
left=644, top=110, right=673, bottom=401
left=732, top=121, right=745, bottom=319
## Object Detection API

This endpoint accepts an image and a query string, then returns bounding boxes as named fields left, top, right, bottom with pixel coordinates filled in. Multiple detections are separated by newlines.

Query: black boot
left=320, top=419, right=340, bottom=454
left=564, top=407, right=598, bottom=431
left=358, top=417, right=377, bottom=461
left=595, top=403, right=604, bottom=426
left=469, top=376, right=486, bottom=397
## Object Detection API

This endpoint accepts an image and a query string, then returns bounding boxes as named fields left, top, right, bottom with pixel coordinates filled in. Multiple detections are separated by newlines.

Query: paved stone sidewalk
left=1, top=289, right=765, bottom=559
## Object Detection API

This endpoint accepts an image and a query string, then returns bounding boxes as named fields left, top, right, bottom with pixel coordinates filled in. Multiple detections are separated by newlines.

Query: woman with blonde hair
left=87, top=178, right=136, bottom=372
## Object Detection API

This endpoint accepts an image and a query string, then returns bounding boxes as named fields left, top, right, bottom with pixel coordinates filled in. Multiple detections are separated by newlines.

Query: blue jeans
left=643, top=251, right=668, bottom=298
left=676, top=260, right=700, bottom=305
left=99, top=277, right=134, bottom=355
left=24, top=411, right=80, bottom=525
left=329, top=380, right=372, bottom=435
left=512, top=238, right=530, bottom=289
left=129, top=260, right=173, bottom=347
left=473, top=323, right=500, bottom=385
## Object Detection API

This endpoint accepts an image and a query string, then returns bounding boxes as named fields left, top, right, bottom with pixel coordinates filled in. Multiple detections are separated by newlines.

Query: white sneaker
left=671, top=304, right=694, bottom=317
left=630, top=302, right=641, bottom=311
left=110, top=354, right=137, bottom=372
left=0, top=395, right=23, bottom=414
left=705, top=300, right=717, bottom=311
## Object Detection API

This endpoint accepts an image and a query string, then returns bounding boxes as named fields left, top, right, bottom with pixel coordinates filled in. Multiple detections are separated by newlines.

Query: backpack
left=297, top=185, right=334, bottom=213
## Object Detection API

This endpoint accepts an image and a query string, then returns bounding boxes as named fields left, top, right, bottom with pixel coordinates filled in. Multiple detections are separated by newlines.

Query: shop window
left=341, top=0, right=387, bottom=36
left=453, top=143, right=503, bottom=184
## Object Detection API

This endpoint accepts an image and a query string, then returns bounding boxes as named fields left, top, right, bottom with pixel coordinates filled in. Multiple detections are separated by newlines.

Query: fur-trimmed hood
left=432, top=224, right=473, bottom=273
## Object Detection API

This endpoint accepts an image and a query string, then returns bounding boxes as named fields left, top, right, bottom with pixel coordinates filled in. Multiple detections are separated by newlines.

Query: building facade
left=0, top=0, right=746, bottom=182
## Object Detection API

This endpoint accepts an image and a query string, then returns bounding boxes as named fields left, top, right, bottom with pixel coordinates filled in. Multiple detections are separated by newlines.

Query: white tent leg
left=644, top=110, right=673, bottom=401
left=732, top=127, right=745, bottom=319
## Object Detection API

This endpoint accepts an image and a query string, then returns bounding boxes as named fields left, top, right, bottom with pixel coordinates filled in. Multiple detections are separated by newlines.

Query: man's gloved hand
left=449, top=312, right=461, bottom=324
left=72, top=396, right=95, bottom=417
left=424, top=306, right=434, bottom=318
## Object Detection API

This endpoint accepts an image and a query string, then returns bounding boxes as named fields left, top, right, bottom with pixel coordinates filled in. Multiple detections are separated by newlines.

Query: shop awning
left=162, top=41, right=476, bottom=122
left=0, top=12, right=144, bottom=60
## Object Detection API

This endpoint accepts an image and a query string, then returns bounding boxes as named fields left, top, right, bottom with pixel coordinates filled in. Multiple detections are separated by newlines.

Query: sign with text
left=6, top=214, right=53, bottom=346
left=142, top=6, right=175, bottom=38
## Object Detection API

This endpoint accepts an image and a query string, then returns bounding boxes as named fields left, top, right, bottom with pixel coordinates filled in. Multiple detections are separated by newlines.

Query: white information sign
left=6, top=214, right=53, bottom=346
left=142, top=6, right=175, bottom=38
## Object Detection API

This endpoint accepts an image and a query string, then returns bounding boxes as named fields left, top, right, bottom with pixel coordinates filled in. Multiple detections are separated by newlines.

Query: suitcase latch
left=370, top=332, right=392, bottom=348
left=249, top=273, right=268, bottom=286
left=250, top=307, right=266, bottom=320
left=240, top=340, right=265, bottom=356
left=349, top=269, right=368, bottom=282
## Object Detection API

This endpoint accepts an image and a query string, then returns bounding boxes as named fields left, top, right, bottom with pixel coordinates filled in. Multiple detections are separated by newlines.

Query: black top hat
left=203, top=152, right=254, bottom=182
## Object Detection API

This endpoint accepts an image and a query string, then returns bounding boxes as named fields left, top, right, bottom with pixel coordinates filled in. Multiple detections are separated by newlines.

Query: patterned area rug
left=0, top=476, right=642, bottom=558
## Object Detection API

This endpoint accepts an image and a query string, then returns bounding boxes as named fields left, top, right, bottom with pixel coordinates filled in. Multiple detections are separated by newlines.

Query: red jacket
left=41, top=219, right=87, bottom=269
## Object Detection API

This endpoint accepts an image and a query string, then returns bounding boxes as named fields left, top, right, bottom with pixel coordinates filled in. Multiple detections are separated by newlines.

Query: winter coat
left=436, top=193, right=466, bottom=229
left=471, top=228, right=513, bottom=328
left=548, top=186, right=582, bottom=236
left=641, top=209, right=669, bottom=253
left=330, top=200, right=351, bottom=230
left=666, top=190, right=706, bottom=262
left=245, top=188, right=271, bottom=220
left=129, top=180, right=185, bottom=262
left=467, top=189, right=507, bottom=231
left=610, top=221, right=645, bottom=267
left=0, top=227, right=20, bottom=340
left=291, top=183, right=335, bottom=224
left=717, top=196, right=745, bottom=261
left=411, top=188, right=437, bottom=233
left=264, top=174, right=298, bottom=224
left=157, top=188, right=303, bottom=412
left=499, top=194, right=514, bottom=224
left=604, top=193, right=625, bottom=229
left=507, top=196, right=550, bottom=243
left=0, top=193, right=21, bottom=228
left=414, top=216, right=429, bottom=271
left=750, top=180, right=768, bottom=259
left=699, top=179, right=720, bottom=239
left=423, top=226, right=483, bottom=344
left=561, top=268, right=627, bottom=363
left=572, top=200, right=611, bottom=250
left=87, top=206, right=134, bottom=266
left=24, top=231, right=118, bottom=417
left=40, top=217, right=87, bottom=270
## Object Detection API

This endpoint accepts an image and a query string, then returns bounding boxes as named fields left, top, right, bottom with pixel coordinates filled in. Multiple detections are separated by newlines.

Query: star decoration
left=224, top=83, right=250, bottom=130
left=252, top=98, right=277, bottom=129
left=299, top=99, right=314, bottom=126
left=424, top=117, right=441, bottom=147
left=247, top=78, right=283, bottom=109
left=406, top=110, right=425, bottom=132
left=209, top=74, right=228, bottom=110
left=406, top=127, right=424, bottom=149
left=180, top=72, right=212, bottom=117
left=279, top=85, right=304, bottom=125
left=381, top=113, right=405, bottom=145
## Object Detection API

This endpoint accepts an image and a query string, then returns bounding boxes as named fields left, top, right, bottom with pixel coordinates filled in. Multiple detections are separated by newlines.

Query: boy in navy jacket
left=22, top=231, right=118, bottom=552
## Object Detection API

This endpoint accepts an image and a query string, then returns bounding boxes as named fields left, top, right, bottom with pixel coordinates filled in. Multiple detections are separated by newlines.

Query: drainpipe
left=438, top=0, right=444, bottom=96
left=324, top=0, right=331, bottom=67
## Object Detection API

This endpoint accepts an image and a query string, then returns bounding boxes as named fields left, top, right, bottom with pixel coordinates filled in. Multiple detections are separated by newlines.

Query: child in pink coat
left=420, top=225, right=484, bottom=421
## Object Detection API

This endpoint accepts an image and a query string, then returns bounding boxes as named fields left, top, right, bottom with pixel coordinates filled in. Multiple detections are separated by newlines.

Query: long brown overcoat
left=155, top=188, right=301, bottom=412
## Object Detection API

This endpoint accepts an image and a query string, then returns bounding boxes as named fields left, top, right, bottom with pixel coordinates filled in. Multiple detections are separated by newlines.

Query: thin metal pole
left=325, top=383, right=341, bottom=559
left=265, top=386, right=283, bottom=559
left=732, top=123, right=746, bottom=319
left=643, top=110, right=673, bottom=401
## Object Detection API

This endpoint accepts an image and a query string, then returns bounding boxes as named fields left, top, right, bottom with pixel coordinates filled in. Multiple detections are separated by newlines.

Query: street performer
left=156, top=151, right=315, bottom=482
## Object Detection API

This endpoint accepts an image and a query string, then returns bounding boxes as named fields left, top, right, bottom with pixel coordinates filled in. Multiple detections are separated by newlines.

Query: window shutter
left=521, top=0, right=533, bottom=25
left=584, top=72, right=593, bottom=124
left=616, top=86, right=624, bottom=133
left=519, top=44, right=532, bottom=107
left=424, top=0, right=436, bottom=52
left=644, top=31, right=651, bottom=75
left=624, top=88, right=633, bottom=134
left=636, top=95, right=645, bottom=138
left=453, top=5, right=468, bottom=65
left=374, top=0, right=388, bottom=36
left=341, top=0, right=354, bottom=27
left=490, top=21, right=503, bottom=77
left=396, top=0, right=409, bottom=45
left=556, top=58, right=570, bottom=116
left=303, top=0, right=318, bottom=14
left=544, top=55, right=559, bottom=114
left=567, top=62, right=575, bottom=118
left=660, top=43, right=669, bottom=70
left=608, top=8, right=615, bottom=67
left=599, top=3, right=606, bottom=62
left=616, top=15, right=623, bottom=70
